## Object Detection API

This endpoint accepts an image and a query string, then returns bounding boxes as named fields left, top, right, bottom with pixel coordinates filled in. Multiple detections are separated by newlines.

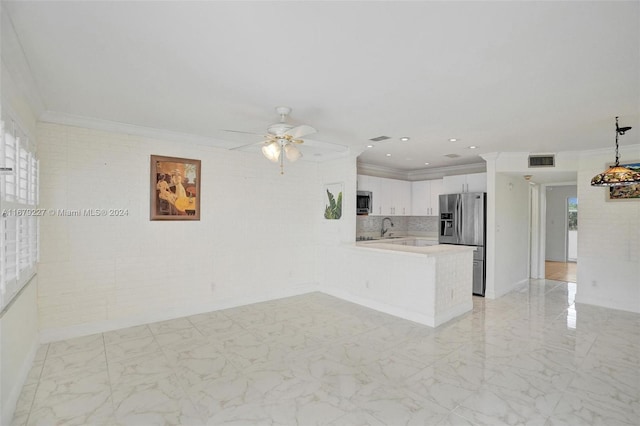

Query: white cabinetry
left=411, top=179, right=443, bottom=216
left=429, top=179, right=443, bottom=215
left=442, top=172, right=486, bottom=194
left=357, top=175, right=375, bottom=192
left=466, top=173, right=487, bottom=192
left=357, top=175, right=411, bottom=216
left=379, top=178, right=411, bottom=216
left=357, top=175, right=381, bottom=215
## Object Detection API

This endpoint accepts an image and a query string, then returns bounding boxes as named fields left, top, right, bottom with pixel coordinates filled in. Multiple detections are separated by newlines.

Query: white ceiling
left=3, top=1, right=639, bottom=172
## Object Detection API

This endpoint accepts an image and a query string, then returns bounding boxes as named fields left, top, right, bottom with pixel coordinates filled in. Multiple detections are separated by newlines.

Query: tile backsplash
left=356, top=215, right=438, bottom=239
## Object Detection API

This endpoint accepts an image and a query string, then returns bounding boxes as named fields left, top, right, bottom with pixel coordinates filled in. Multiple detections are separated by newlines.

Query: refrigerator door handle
left=456, top=195, right=461, bottom=242
left=458, top=195, right=463, bottom=242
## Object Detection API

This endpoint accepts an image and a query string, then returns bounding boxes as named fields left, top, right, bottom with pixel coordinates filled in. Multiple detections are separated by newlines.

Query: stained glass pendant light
left=591, top=117, right=640, bottom=186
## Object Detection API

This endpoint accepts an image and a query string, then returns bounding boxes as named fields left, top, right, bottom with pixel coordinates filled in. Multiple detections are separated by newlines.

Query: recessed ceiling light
left=366, top=144, right=374, bottom=148
left=400, top=137, right=410, bottom=142
left=386, top=153, right=392, bottom=157
left=449, top=138, right=457, bottom=142
left=424, top=162, right=430, bottom=165
left=468, top=145, right=477, bottom=149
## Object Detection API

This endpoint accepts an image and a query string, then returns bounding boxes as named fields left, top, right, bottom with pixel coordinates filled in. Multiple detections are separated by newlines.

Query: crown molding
left=39, top=111, right=237, bottom=148
left=357, top=161, right=487, bottom=181
left=356, top=162, right=409, bottom=180
left=39, top=111, right=350, bottom=162
left=407, top=162, right=486, bottom=181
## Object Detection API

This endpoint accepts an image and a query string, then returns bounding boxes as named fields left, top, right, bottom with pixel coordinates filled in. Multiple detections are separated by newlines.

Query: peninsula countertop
left=354, top=239, right=475, bottom=257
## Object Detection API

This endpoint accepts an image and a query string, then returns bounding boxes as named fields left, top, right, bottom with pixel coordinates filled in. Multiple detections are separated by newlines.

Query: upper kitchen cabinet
left=357, top=175, right=411, bottom=216
left=357, top=174, right=381, bottom=215
left=442, top=172, right=486, bottom=194
left=385, top=178, right=411, bottom=216
left=411, top=179, right=443, bottom=216
left=357, top=175, right=375, bottom=192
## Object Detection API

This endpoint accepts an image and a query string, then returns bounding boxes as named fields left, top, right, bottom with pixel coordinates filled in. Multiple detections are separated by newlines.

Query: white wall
left=545, top=185, right=577, bottom=262
left=318, top=155, right=358, bottom=246
left=0, top=279, right=39, bottom=426
left=0, top=12, right=43, bottom=418
left=576, top=147, right=640, bottom=313
left=487, top=173, right=531, bottom=298
left=36, top=122, right=331, bottom=341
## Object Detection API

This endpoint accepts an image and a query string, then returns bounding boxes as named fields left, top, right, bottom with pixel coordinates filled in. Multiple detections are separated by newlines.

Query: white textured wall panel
left=576, top=148, right=640, bottom=313
left=36, top=123, right=324, bottom=339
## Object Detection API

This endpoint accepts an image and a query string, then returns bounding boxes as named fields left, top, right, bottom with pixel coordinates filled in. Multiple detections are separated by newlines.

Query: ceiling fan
left=226, top=106, right=317, bottom=174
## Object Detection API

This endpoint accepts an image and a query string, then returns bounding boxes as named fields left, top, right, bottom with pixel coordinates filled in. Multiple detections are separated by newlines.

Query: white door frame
left=531, top=181, right=577, bottom=279
left=529, top=183, right=546, bottom=279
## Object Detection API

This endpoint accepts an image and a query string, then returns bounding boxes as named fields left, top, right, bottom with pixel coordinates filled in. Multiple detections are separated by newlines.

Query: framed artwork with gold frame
left=150, top=155, right=201, bottom=220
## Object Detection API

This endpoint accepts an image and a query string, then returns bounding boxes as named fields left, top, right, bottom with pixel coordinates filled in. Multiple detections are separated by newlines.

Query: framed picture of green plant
left=324, top=182, right=343, bottom=220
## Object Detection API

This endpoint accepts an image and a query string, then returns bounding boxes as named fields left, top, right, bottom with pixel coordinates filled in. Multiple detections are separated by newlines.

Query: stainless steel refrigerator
left=438, top=192, right=486, bottom=296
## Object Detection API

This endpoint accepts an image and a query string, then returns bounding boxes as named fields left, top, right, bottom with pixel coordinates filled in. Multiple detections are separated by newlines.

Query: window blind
left=1, top=118, right=39, bottom=311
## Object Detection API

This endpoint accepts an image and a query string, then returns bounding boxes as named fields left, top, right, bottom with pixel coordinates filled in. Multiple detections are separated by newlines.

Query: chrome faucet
left=381, top=217, right=394, bottom=237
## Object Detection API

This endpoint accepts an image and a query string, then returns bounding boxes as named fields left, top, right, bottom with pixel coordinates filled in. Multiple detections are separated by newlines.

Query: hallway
left=545, top=261, right=577, bottom=283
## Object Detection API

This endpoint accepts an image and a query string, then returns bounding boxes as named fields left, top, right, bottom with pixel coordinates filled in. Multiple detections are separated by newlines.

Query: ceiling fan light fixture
left=284, top=142, right=302, bottom=162
left=591, top=116, right=640, bottom=187
left=229, top=106, right=318, bottom=174
left=262, top=140, right=281, bottom=162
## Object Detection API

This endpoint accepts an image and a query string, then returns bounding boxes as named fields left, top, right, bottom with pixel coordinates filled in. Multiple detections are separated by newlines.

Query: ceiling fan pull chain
left=280, top=143, right=285, bottom=175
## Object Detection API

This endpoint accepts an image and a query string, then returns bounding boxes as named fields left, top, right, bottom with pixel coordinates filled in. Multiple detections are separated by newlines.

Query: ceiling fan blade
left=284, top=124, right=316, bottom=139
left=222, top=129, right=265, bottom=136
left=302, top=139, right=349, bottom=152
left=229, top=140, right=270, bottom=151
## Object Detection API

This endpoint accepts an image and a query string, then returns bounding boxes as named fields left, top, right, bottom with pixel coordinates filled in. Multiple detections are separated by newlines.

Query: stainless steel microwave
left=357, top=191, right=372, bottom=215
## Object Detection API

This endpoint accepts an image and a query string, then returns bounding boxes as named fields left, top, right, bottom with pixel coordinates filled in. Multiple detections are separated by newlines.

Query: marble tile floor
left=12, top=280, right=640, bottom=425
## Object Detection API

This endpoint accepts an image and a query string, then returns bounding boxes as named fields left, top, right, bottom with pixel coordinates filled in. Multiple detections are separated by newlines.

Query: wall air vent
left=528, top=154, right=555, bottom=168
left=369, top=136, right=391, bottom=142
left=444, top=153, right=461, bottom=158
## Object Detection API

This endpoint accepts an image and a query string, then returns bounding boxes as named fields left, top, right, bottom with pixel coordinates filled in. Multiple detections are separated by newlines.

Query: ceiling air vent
left=369, top=135, right=391, bottom=142
left=444, top=153, right=461, bottom=158
left=528, top=154, right=555, bottom=168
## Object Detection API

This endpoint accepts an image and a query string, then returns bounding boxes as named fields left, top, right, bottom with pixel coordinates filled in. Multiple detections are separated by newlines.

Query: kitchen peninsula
left=322, top=240, right=475, bottom=328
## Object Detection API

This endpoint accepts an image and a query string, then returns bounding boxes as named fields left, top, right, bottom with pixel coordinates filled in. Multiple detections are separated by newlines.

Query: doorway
left=545, top=261, right=577, bottom=282
left=542, top=184, right=578, bottom=283
left=527, top=174, right=580, bottom=283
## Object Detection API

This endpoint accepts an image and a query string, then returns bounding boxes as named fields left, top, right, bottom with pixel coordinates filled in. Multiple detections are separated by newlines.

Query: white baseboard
left=320, top=288, right=437, bottom=327
left=433, top=301, right=474, bottom=327
left=40, top=282, right=319, bottom=343
left=575, top=297, right=640, bottom=315
left=1, top=335, right=39, bottom=426
left=486, top=277, right=529, bottom=299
